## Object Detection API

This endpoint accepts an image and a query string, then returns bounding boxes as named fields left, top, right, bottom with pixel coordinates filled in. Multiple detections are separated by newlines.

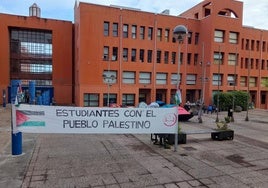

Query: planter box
left=211, top=130, right=234, bottom=141
left=167, top=133, right=187, bottom=145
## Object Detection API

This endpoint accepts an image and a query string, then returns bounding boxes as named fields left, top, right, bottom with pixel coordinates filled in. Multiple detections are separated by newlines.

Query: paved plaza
left=0, top=105, right=268, bottom=187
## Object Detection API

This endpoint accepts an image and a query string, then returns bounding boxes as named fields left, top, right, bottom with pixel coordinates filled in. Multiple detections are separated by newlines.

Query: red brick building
left=1, top=0, right=268, bottom=109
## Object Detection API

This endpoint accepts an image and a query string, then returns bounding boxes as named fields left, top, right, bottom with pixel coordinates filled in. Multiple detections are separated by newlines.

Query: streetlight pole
left=245, top=49, right=250, bottom=121
left=173, top=25, right=188, bottom=152
left=231, top=48, right=238, bottom=122
left=216, top=46, right=221, bottom=122
left=103, top=60, right=115, bottom=107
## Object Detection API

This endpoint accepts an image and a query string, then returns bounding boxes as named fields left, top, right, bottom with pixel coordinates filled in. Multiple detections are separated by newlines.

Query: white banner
left=13, top=104, right=178, bottom=134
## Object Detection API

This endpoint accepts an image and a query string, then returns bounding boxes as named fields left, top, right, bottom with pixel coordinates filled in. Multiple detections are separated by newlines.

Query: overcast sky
left=0, top=0, right=268, bottom=30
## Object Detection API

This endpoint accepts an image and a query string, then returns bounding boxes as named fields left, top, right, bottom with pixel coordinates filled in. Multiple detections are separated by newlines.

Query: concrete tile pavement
left=0, top=105, right=268, bottom=187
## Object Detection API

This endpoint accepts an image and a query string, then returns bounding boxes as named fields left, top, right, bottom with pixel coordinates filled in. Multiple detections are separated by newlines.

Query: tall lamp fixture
left=103, top=74, right=115, bottom=107
left=173, top=25, right=188, bottom=152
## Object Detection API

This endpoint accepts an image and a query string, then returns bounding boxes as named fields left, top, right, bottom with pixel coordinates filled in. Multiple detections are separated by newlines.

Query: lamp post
left=216, top=46, right=221, bottom=122
left=173, top=25, right=188, bottom=152
left=103, top=73, right=115, bottom=107
left=245, top=50, right=250, bottom=121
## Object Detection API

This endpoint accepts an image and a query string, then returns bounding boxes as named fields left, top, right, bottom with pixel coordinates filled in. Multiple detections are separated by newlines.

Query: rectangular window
left=122, top=94, right=135, bottom=106
left=123, top=24, right=128, bottom=38
left=249, top=77, right=257, bottom=87
left=195, top=33, right=199, bottom=45
left=228, top=53, right=237, bottom=65
left=103, top=46, right=109, bottom=61
left=261, top=91, right=266, bottom=104
left=156, top=73, right=167, bottom=84
left=214, top=30, right=224, bottom=43
left=186, top=74, right=196, bottom=85
left=123, top=71, right=135, bottom=84
left=240, top=76, right=246, bottom=87
left=131, top=49, right=136, bottom=62
left=132, top=25, right=137, bottom=39
left=123, top=48, right=128, bottom=62
left=84, top=93, right=99, bottom=107
left=148, top=27, right=153, bottom=40
left=112, top=23, right=118, bottom=37
left=103, top=94, right=117, bottom=107
left=157, top=50, right=161, bottom=63
left=157, top=28, right=162, bottom=41
left=104, top=22, right=109, bottom=36
left=187, top=53, right=191, bottom=65
left=171, top=52, right=176, bottom=64
left=213, top=74, right=222, bottom=86
left=194, top=54, right=198, bottom=65
left=140, top=26, right=145, bottom=39
left=112, top=47, right=118, bottom=61
left=227, top=74, right=236, bottom=86
left=147, top=50, right=152, bottom=63
left=171, top=73, right=180, bottom=85
left=164, top=51, right=169, bottom=64
left=214, top=52, right=223, bottom=64
left=139, top=72, right=151, bottom=84
left=164, top=29, right=169, bottom=42
left=139, top=49, right=144, bottom=62
left=229, top=32, right=238, bottom=44
left=188, top=32, right=192, bottom=44
left=261, top=77, right=268, bottom=87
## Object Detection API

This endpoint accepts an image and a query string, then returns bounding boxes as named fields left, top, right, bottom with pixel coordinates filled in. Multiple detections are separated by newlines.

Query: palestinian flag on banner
left=174, top=89, right=182, bottom=105
left=16, top=110, right=45, bottom=127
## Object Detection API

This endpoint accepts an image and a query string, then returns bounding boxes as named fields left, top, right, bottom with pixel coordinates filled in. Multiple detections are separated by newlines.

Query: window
left=103, top=94, right=117, bottom=107
left=240, top=76, right=246, bottom=87
left=123, top=48, right=128, bottom=61
left=194, top=54, right=198, bottom=65
left=122, top=94, right=135, bottom=106
left=157, top=50, right=161, bottom=63
left=188, top=32, right=192, bottom=44
left=164, top=51, right=169, bottom=64
left=140, top=26, right=145, bottom=39
left=157, top=28, right=162, bottom=41
left=171, top=52, right=176, bottom=64
left=227, top=74, right=236, bottom=86
left=123, top=24, right=128, bottom=38
left=249, top=77, right=257, bottom=87
left=139, top=49, right=144, bottom=62
left=171, top=73, right=180, bottom=85
left=195, top=33, right=199, bottom=45
left=261, top=77, right=268, bottom=87
left=84, top=94, right=99, bottom=107
left=123, top=71, right=135, bottom=84
left=113, top=23, right=118, bottom=37
left=213, top=74, right=222, bottom=86
left=139, top=72, right=151, bottom=84
left=228, top=53, right=237, bottom=65
left=186, top=74, right=196, bottom=85
left=164, top=29, right=169, bottom=42
left=261, top=92, right=266, bottom=104
left=214, top=30, right=224, bottom=42
left=104, top=22, right=109, bottom=36
left=10, top=28, right=52, bottom=84
left=147, top=50, right=152, bottom=63
left=156, top=73, right=167, bottom=84
left=103, top=46, right=109, bottom=61
left=112, top=47, right=118, bottom=61
left=131, top=49, right=136, bottom=62
left=229, top=32, right=238, bottom=44
left=132, top=25, right=137, bottom=39
left=187, top=53, right=191, bottom=65
left=148, top=27, right=153, bottom=40
left=214, top=52, right=223, bottom=64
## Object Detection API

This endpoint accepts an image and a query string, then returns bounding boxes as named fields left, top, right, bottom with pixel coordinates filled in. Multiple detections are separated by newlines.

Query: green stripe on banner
left=20, top=121, right=46, bottom=127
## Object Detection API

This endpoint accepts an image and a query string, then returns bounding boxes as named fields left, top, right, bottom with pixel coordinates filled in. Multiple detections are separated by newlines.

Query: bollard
left=11, top=80, right=22, bottom=155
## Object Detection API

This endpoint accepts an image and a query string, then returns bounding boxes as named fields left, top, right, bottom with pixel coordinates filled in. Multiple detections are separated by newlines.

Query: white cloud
left=0, top=0, right=268, bottom=30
